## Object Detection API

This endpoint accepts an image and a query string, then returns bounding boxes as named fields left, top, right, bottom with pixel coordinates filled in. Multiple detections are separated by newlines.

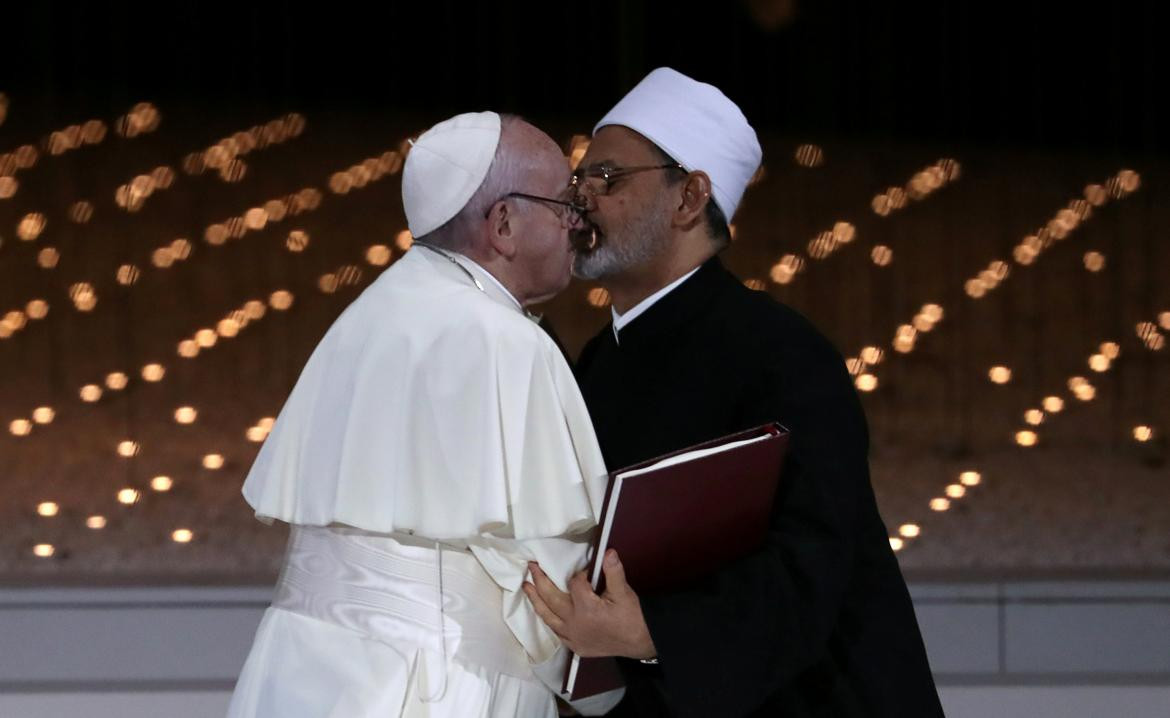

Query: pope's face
left=511, top=141, right=580, bottom=305
left=571, top=126, right=677, bottom=282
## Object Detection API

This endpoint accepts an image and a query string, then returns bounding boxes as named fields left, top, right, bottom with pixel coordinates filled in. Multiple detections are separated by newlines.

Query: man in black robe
left=524, top=68, right=944, bottom=717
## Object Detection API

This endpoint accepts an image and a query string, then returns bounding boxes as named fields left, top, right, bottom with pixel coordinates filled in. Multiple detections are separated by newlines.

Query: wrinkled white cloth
left=231, top=247, right=622, bottom=716
left=242, top=247, right=608, bottom=541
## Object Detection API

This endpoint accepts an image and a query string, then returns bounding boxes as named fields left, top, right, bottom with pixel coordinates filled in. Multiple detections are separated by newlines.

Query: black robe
left=573, top=257, right=944, bottom=718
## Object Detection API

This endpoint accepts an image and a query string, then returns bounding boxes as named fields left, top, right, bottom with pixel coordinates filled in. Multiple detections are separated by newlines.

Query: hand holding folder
left=561, top=422, right=790, bottom=700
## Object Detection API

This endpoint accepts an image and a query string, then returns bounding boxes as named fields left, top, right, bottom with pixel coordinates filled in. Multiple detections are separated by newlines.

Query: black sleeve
left=639, top=329, right=870, bottom=716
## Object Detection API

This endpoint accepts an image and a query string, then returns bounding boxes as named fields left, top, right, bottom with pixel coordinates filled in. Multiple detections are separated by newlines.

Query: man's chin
left=572, top=249, right=613, bottom=281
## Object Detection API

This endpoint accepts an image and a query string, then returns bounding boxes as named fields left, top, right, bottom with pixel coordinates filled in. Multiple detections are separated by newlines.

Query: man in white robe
left=228, top=112, right=624, bottom=717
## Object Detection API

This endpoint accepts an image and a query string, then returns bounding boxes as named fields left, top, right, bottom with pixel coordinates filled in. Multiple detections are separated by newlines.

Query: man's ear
left=486, top=200, right=518, bottom=259
left=674, top=171, right=712, bottom=229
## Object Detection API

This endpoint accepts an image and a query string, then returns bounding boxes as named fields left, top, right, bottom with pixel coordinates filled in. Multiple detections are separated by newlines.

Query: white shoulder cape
left=242, top=248, right=608, bottom=541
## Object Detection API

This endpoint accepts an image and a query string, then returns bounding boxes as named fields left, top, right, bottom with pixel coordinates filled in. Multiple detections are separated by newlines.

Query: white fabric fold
left=242, top=248, right=608, bottom=541
left=234, top=247, right=619, bottom=716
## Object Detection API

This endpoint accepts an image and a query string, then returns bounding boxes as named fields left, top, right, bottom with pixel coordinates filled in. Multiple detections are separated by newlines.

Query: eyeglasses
left=485, top=192, right=585, bottom=228
left=569, top=163, right=686, bottom=203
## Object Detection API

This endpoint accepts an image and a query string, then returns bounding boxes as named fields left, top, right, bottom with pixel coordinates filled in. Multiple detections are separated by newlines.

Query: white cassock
left=227, top=246, right=623, bottom=717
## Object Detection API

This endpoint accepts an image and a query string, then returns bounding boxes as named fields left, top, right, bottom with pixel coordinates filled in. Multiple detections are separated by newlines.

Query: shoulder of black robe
left=575, top=256, right=943, bottom=718
left=537, top=314, right=572, bottom=367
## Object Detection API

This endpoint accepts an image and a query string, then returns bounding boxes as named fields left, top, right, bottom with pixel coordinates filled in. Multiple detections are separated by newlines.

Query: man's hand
left=522, top=549, right=657, bottom=659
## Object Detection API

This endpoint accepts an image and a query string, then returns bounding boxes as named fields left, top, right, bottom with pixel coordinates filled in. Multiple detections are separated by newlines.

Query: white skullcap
left=594, top=67, right=762, bottom=221
left=402, top=111, right=501, bottom=237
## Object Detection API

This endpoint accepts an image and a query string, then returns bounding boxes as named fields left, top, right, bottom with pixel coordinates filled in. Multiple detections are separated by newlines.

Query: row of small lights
left=4, top=114, right=320, bottom=332
left=182, top=113, right=307, bottom=182
left=17, top=167, right=382, bottom=325
left=0, top=145, right=36, bottom=199
left=129, top=232, right=416, bottom=551
left=966, top=171, right=1139, bottom=301
left=7, top=142, right=415, bottom=435
left=853, top=170, right=1141, bottom=550
left=113, top=113, right=308, bottom=214
left=5, top=290, right=299, bottom=438
left=5, top=144, right=409, bottom=379
left=893, top=330, right=1164, bottom=553
left=768, top=155, right=960, bottom=286
left=1, top=103, right=159, bottom=204
left=1004, top=340, right=1161, bottom=448
left=24, top=127, right=480, bottom=557
left=4, top=108, right=162, bottom=336
left=846, top=303, right=945, bottom=392
left=22, top=234, right=411, bottom=557
left=25, top=412, right=279, bottom=559
left=854, top=169, right=1143, bottom=392
left=1137, top=313, right=1169, bottom=352
left=15, top=139, right=419, bottom=557
left=87, top=223, right=418, bottom=550
left=8, top=200, right=96, bottom=249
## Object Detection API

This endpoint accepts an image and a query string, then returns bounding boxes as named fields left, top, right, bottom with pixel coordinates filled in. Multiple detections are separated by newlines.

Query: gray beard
left=572, top=210, right=670, bottom=281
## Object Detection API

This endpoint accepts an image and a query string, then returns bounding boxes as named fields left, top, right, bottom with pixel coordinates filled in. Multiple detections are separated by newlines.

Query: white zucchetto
left=402, top=111, right=501, bottom=237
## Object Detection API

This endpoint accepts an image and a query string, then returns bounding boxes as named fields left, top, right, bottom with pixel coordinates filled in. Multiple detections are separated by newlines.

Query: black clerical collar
left=609, top=256, right=732, bottom=346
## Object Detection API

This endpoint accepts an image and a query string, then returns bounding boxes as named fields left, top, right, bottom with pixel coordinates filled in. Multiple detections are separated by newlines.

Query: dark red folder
left=563, top=422, right=790, bottom=700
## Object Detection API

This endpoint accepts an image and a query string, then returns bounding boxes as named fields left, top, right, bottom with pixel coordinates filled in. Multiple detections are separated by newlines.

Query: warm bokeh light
left=286, top=230, right=310, bottom=252
left=1016, top=430, right=1039, bottom=447
left=117, top=488, right=141, bottom=505
left=195, top=329, right=218, bottom=348
left=860, top=346, right=884, bottom=365
left=269, top=290, right=294, bottom=310
left=959, top=471, right=982, bottom=487
left=366, top=244, right=392, bottom=266
left=174, top=407, right=197, bottom=424
left=794, top=144, right=824, bottom=168
left=26, top=299, right=49, bottom=319
left=142, top=364, right=166, bottom=382
left=1088, top=354, right=1110, bottom=372
left=580, top=288, right=609, bottom=309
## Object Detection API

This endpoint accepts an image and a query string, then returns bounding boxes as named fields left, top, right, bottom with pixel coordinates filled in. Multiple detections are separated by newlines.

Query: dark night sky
left=2, top=0, right=1166, bottom=153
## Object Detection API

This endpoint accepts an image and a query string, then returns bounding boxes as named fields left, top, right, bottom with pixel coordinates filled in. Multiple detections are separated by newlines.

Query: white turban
left=594, top=67, right=762, bottom=221
left=402, top=111, right=501, bottom=237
